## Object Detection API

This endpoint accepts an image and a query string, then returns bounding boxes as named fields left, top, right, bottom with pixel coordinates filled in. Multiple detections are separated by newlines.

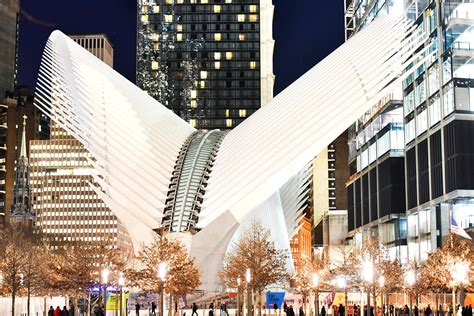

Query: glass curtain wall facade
left=404, top=0, right=474, bottom=262
left=345, top=0, right=474, bottom=263
left=0, top=0, right=19, bottom=100
left=136, top=0, right=274, bottom=130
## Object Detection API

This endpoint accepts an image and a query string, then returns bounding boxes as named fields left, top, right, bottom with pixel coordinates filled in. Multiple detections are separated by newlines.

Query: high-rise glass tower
left=136, top=0, right=274, bottom=129
left=344, top=0, right=474, bottom=262
left=0, top=0, right=19, bottom=99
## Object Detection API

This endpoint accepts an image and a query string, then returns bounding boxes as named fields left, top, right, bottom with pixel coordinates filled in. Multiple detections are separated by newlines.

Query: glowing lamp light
left=378, top=275, right=385, bottom=288
left=451, top=261, right=469, bottom=285
left=405, top=269, right=416, bottom=287
left=246, top=268, right=251, bottom=283
left=336, top=276, right=346, bottom=289
left=312, top=273, right=320, bottom=288
left=237, top=277, right=241, bottom=286
left=362, top=260, right=374, bottom=283
left=118, top=272, right=125, bottom=286
left=101, top=268, right=110, bottom=284
left=158, top=262, right=168, bottom=281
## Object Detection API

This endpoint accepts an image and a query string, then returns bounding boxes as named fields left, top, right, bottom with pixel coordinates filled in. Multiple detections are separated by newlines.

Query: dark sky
left=18, top=0, right=344, bottom=96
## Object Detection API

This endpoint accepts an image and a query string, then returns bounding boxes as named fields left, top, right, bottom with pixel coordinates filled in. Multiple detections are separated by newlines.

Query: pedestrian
left=370, top=306, right=374, bottom=316
left=414, top=306, right=418, bottom=316
left=299, top=306, right=304, bottom=316
left=54, top=306, right=61, bottom=316
left=136, top=302, right=140, bottom=316
left=152, top=302, right=157, bottom=315
left=48, top=306, right=54, bottom=316
left=69, top=302, right=75, bottom=316
left=284, top=303, right=289, bottom=314
left=390, top=305, right=394, bottom=316
left=339, top=304, right=345, bottom=316
left=192, top=303, right=199, bottom=316
left=288, top=306, right=295, bottom=316
left=321, top=306, right=327, bottom=316
left=60, top=306, right=69, bottom=316
left=426, top=305, right=432, bottom=316
left=468, top=306, right=472, bottom=316
left=274, top=303, right=279, bottom=313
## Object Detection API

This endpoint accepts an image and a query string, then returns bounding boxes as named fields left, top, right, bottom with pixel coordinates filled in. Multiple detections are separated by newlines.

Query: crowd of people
left=47, top=305, right=75, bottom=316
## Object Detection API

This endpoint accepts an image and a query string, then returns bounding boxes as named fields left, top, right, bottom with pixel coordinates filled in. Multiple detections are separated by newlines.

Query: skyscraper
left=136, top=0, right=274, bottom=129
left=30, top=34, right=133, bottom=253
left=344, top=0, right=474, bottom=262
left=0, top=0, right=19, bottom=99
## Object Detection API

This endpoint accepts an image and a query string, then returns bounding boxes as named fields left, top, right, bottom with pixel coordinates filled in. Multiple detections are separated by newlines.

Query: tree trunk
left=169, top=295, right=173, bottom=316
left=44, top=296, right=48, bottom=316
left=315, top=290, right=319, bottom=316
left=257, top=291, right=262, bottom=316
left=12, top=291, right=16, bottom=316
left=28, top=283, right=31, bottom=316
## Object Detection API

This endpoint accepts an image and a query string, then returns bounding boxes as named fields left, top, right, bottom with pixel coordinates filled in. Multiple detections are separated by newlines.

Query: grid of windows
left=137, top=0, right=263, bottom=129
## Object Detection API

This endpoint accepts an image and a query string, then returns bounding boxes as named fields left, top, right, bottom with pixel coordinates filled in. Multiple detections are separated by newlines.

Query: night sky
left=18, top=0, right=345, bottom=96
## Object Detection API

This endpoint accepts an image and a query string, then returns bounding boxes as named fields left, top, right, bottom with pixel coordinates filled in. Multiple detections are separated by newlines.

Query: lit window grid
left=137, top=0, right=262, bottom=129
left=30, top=125, right=133, bottom=249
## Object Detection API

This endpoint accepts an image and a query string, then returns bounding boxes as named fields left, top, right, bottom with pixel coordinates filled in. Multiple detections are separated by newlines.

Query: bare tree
left=220, top=221, right=289, bottom=316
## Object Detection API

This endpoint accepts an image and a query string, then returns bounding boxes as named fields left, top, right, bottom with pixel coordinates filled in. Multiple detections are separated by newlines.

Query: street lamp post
left=312, top=273, right=320, bottom=316
left=450, top=260, right=469, bottom=314
left=246, top=269, right=252, bottom=316
left=158, top=262, right=168, bottom=316
left=118, top=273, right=125, bottom=316
left=405, top=269, right=416, bottom=316
left=102, top=268, right=110, bottom=316
left=379, top=276, right=385, bottom=316
left=237, top=277, right=242, bottom=316
left=362, top=260, right=374, bottom=316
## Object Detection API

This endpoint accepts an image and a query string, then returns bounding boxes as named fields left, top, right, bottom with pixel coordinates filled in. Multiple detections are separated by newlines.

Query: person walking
left=414, top=306, right=419, bottom=316
left=54, top=306, right=61, bottom=316
left=60, top=306, right=69, bottom=316
left=152, top=302, right=157, bottom=315
left=48, top=306, right=54, bottom=316
left=192, top=303, right=199, bottom=316
left=135, top=302, right=140, bottom=316
left=321, top=306, right=327, bottom=316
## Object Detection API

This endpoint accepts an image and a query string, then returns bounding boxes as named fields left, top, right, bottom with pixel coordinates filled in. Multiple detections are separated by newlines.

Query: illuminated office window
left=237, top=14, right=245, bottom=22
left=141, top=15, right=149, bottom=23
left=200, top=81, right=206, bottom=89
left=177, top=0, right=184, bottom=3
left=214, top=5, right=221, bottom=13
left=141, top=5, right=148, bottom=13
left=214, top=52, right=221, bottom=60
left=177, top=33, right=183, bottom=41
left=189, top=119, right=197, bottom=127
left=153, top=43, right=159, bottom=51
left=201, top=0, right=208, bottom=3
left=250, top=61, right=257, bottom=69
left=214, top=61, right=221, bottom=69
left=249, top=15, right=258, bottom=22
left=249, top=5, right=257, bottom=12
left=239, top=34, right=245, bottom=41
left=226, top=52, right=233, bottom=60
left=164, top=15, right=173, bottom=22
left=239, top=109, right=247, bottom=117
left=191, top=90, right=197, bottom=99
left=152, top=33, right=159, bottom=41
left=225, top=0, right=232, bottom=3
left=165, top=0, right=173, bottom=3
left=151, top=61, right=159, bottom=70
left=226, top=109, right=230, bottom=117
left=191, top=100, right=197, bottom=108
left=226, top=119, right=233, bottom=127
left=214, top=33, right=222, bottom=41
left=152, top=5, right=159, bottom=13
left=200, top=71, right=208, bottom=79
left=177, top=24, right=183, bottom=32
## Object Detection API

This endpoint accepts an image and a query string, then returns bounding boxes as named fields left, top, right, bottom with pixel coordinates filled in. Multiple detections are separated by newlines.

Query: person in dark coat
left=60, top=306, right=69, bottom=316
left=135, top=302, right=140, bottom=316
left=54, top=306, right=61, bottom=316
left=152, top=302, right=157, bottom=315
left=288, top=306, right=295, bottom=316
left=299, top=306, right=304, bottom=316
left=321, top=306, right=327, bottom=316
left=192, top=303, right=199, bottom=316
left=425, top=305, right=432, bottom=316
left=48, top=306, right=54, bottom=316
left=414, top=306, right=419, bottom=316
left=339, top=304, right=345, bottom=316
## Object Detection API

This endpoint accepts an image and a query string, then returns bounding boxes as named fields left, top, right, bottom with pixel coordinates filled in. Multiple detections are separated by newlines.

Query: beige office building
left=30, top=34, right=132, bottom=254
